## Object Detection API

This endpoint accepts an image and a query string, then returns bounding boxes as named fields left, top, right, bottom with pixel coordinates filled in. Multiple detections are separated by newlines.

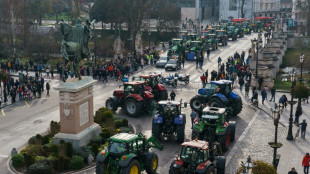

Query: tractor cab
left=210, top=80, right=233, bottom=98
left=216, top=30, right=227, bottom=36
left=227, top=26, right=235, bottom=32
left=123, top=81, right=145, bottom=96
left=201, top=107, right=226, bottom=125
left=180, top=140, right=209, bottom=164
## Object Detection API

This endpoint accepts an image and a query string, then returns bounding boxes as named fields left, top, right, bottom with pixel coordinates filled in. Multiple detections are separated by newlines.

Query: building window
left=229, top=0, right=237, bottom=11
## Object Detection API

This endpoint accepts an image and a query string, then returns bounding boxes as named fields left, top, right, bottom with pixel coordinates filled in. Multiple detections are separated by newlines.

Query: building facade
left=219, top=0, right=253, bottom=21
left=167, top=0, right=219, bottom=21
left=252, top=0, right=281, bottom=19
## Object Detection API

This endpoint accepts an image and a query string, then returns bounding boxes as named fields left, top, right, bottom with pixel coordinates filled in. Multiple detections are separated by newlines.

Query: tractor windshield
left=227, top=27, right=234, bottom=31
left=109, top=141, right=127, bottom=154
left=181, top=147, right=204, bottom=164
left=159, top=104, right=179, bottom=116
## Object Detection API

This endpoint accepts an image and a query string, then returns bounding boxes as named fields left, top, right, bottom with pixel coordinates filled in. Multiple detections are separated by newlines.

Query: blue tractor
left=152, top=100, right=187, bottom=142
left=190, top=80, right=242, bottom=116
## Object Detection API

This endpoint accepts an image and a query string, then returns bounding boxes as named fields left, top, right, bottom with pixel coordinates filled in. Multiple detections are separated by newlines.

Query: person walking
left=258, top=76, right=264, bottom=90
left=3, top=89, right=7, bottom=103
left=261, top=88, right=267, bottom=105
left=270, top=86, right=276, bottom=102
left=217, top=57, right=222, bottom=68
left=206, top=49, right=210, bottom=61
left=10, top=86, right=16, bottom=103
left=200, top=74, right=207, bottom=88
left=245, top=82, right=250, bottom=97
left=251, top=89, right=258, bottom=103
left=170, top=90, right=176, bottom=101
left=288, top=167, right=297, bottom=174
left=239, top=77, right=245, bottom=92
left=40, top=76, right=44, bottom=92
left=46, top=82, right=50, bottom=97
left=298, top=120, right=307, bottom=139
left=205, top=69, right=209, bottom=83
left=302, top=153, right=310, bottom=174
left=190, top=110, right=197, bottom=129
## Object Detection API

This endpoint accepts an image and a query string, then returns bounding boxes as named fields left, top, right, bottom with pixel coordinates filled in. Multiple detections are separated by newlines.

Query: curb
left=225, top=109, right=260, bottom=167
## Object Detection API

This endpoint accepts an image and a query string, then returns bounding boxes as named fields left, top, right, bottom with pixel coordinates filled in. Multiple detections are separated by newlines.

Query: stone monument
left=53, top=76, right=101, bottom=147
left=113, top=36, right=123, bottom=59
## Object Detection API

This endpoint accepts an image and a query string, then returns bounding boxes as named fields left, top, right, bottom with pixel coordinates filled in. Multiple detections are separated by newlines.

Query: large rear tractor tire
left=152, top=120, right=162, bottom=141
left=124, top=98, right=142, bottom=117
left=233, top=98, right=243, bottom=116
left=158, top=90, right=168, bottom=101
left=218, top=128, right=231, bottom=152
left=176, top=124, right=185, bottom=143
left=120, top=159, right=141, bottom=174
left=145, top=152, right=159, bottom=174
left=229, top=121, right=236, bottom=142
left=216, top=156, right=226, bottom=174
left=105, top=97, right=118, bottom=112
left=190, top=95, right=204, bottom=112
left=208, top=98, right=225, bottom=108
left=95, top=161, right=107, bottom=174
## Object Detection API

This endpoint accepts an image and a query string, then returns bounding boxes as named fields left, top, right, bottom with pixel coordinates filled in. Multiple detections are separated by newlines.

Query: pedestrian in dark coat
left=10, top=87, right=16, bottom=103
left=40, top=76, right=44, bottom=92
left=258, top=76, right=264, bottom=90
left=170, top=90, right=176, bottom=101
left=239, top=77, right=245, bottom=91
left=46, top=82, right=50, bottom=97
left=190, top=110, right=197, bottom=129
left=3, top=89, right=7, bottom=103
left=245, top=82, right=250, bottom=97
left=298, top=120, right=307, bottom=139
left=261, top=88, right=267, bottom=105
left=270, top=86, right=276, bottom=102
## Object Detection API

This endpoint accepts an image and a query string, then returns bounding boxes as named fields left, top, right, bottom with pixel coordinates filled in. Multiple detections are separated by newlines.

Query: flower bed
left=11, top=107, right=131, bottom=174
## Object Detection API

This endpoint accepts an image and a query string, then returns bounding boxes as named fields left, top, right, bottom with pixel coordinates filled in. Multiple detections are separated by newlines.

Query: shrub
left=94, top=111, right=102, bottom=124
left=50, top=144, right=59, bottom=157
left=23, top=152, right=34, bottom=167
left=252, top=160, right=277, bottom=174
left=91, top=143, right=99, bottom=156
left=90, top=135, right=103, bottom=146
left=65, top=142, right=73, bottom=158
left=294, top=84, right=310, bottom=98
left=73, top=146, right=94, bottom=162
left=98, top=107, right=109, bottom=113
left=49, top=121, right=60, bottom=137
left=12, top=154, right=24, bottom=168
left=64, top=156, right=71, bottom=170
left=122, top=119, right=129, bottom=127
left=115, top=119, right=124, bottom=129
left=70, top=155, right=84, bottom=170
left=101, top=110, right=114, bottom=122
left=35, top=134, right=43, bottom=145
left=43, top=135, right=49, bottom=145
left=57, top=156, right=64, bottom=171
left=28, top=136, right=36, bottom=145
left=100, top=132, right=110, bottom=140
left=27, top=162, right=52, bottom=174
left=34, top=156, right=46, bottom=163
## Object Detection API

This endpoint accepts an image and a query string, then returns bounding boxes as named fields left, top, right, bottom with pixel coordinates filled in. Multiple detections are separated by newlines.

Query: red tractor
left=132, top=74, right=168, bottom=101
left=169, top=139, right=226, bottom=174
left=105, top=81, right=156, bottom=117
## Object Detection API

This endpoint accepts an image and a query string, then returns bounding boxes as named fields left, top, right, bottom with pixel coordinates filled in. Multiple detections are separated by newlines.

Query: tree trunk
left=241, top=0, right=245, bottom=18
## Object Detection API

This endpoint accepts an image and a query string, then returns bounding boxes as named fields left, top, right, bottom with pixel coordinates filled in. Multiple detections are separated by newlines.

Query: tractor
left=132, top=74, right=168, bottom=101
left=192, top=107, right=236, bottom=152
left=189, top=80, right=243, bottom=116
left=96, top=132, right=163, bottom=174
left=105, top=81, right=156, bottom=117
left=152, top=100, right=187, bottom=143
left=234, top=23, right=244, bottom=38
left=215, top=30, right=228, bottom=46
left=169, top=139, right=226, bottom=174
left=204, top=34, right=219, bottom=51
left=227, top=26, right=237, bottom=41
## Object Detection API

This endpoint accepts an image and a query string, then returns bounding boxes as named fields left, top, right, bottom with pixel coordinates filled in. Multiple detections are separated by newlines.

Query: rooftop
left=181, top=140, right=209, bottom=150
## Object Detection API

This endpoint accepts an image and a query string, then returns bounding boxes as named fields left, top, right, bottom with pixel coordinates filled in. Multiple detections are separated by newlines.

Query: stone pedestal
left=53, top=76, right=101, bottom=147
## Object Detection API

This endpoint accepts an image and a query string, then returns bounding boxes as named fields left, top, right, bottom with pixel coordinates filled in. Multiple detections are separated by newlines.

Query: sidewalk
left=226, top=88, right=310, bottom=173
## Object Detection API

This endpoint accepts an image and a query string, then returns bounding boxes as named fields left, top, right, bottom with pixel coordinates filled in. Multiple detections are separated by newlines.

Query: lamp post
left=241, top=156, right=254, bottom=174
left=295, top=53, right=305, bottom=124
left=287, top=69, right=297, bottom=140
left=251, top=38, right=263, bottom=79
left=269, top=104, right=282, bottom=169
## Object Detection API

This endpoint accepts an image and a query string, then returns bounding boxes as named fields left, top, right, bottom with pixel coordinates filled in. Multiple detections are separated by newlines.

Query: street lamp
left=252, top=38, right=263, bottom=79
left=240, top=156, right=254, bottom=174
left=295, top=53, right=305, bottom=124
left=269, top=104, right=282, bottom=169
left=287, top=69, right=297, bottom=140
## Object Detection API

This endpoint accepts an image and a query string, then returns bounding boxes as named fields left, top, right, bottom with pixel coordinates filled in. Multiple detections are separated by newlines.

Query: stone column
left=53, top=76, right=101, bottom=147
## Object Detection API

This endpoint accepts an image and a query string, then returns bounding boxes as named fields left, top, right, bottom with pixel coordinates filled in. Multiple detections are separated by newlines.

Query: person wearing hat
left=302, top=153, right=310, bottom=174
left=298, top=120, right=308, bottom=139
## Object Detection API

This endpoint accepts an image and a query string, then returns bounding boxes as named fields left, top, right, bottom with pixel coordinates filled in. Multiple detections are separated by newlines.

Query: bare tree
left=240, top=0, right=247, bottom=18
left=296, top=0, right=310, bottom=35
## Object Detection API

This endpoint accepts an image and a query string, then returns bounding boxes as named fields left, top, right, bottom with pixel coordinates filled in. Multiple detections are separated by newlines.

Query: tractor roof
left=202, top=107, right=226, bottom=114
left=124, top=81, right=145, bottom=85
left=110, top=133, right=139, bottom=143
left=210, top=80, right=232, bottom=85
left=139, top=74, right=159, bottom=78
left=181, top=140, right=209, bottom=150
left=158, top=100, right=180, bottom=105
left=216, top=30, right=226, bottom=32
left=207, top=34, right=216, bottom=36
left=191, top=41, right=201, bottom=43
left=172, top=38, right=183, bottom=41
left=201, top=30, right=208, bottom=33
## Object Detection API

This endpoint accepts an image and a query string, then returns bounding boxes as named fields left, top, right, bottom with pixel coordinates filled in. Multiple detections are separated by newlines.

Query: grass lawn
left=274, top=79, right=293, bottom=91
left=282, top=48, right=310, bottom=70
left=44, top=12, right=70, bottom=21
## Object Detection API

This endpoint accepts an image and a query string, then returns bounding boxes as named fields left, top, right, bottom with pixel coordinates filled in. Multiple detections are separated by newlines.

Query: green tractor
left=169, top=139, right=226, bottom=174
left=96, top=133, right=163, bottom=174
left=227, top=26, right=237, bottom=41
left=234, top=23, right=244, bottom=38
left=242, top=22, right=251, bottom=35
left=171, top=38, right=184, bottom=53
left=204, top=34, right=219, bottom=51
left=192, top=107, right=236, bottom=153
left=215, top=30, right=228, bottom=46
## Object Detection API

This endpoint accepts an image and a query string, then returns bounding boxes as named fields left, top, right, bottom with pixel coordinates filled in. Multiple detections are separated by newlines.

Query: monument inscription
left=79, top=101, right=89, bottom=126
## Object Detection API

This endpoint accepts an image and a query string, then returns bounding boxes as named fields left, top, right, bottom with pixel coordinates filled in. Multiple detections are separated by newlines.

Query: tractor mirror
left=184, top=102, right=187, bottom=108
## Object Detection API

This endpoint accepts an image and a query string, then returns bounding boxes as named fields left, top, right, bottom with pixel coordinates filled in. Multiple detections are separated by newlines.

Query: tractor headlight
left=154, top=115, right=159, bottom=120
left=179, top=115, right=183, bottom=120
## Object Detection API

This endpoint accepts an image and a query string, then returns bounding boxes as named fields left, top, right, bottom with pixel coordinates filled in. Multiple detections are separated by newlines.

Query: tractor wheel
left=190, top=95, right=204, bottom=112
left=120, top=159, right=141, bottom=174
left=218, top=128, right=231, bottom=152
left=176, top=124, right=185, bottom=143
left=205, top=166, right=216, bottom=174
left=158, top=90, right=168, bottom=100
left=124, top=98, right=142, bottom=117
left=152, top=120, right=162, bottom=141
left=216, top=156, right=226, bottom=174
left=105, top=97, right=118, bottom=112
left=233, top=98, right=243, bottom=115
left=208, top=98, right=225, bottom=108
left=169, top=163, right=182, bottom=174
left=229, top=121, right=236, bottom=142
left=95, top=161, right=107, bottom=174
left=145, top=152, right=159, bottom=174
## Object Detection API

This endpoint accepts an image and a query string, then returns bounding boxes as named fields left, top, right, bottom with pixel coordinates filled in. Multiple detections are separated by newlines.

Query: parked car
left=156, top=56, right=169, bottom=68
left=165, top=59, right=179, bottom=71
